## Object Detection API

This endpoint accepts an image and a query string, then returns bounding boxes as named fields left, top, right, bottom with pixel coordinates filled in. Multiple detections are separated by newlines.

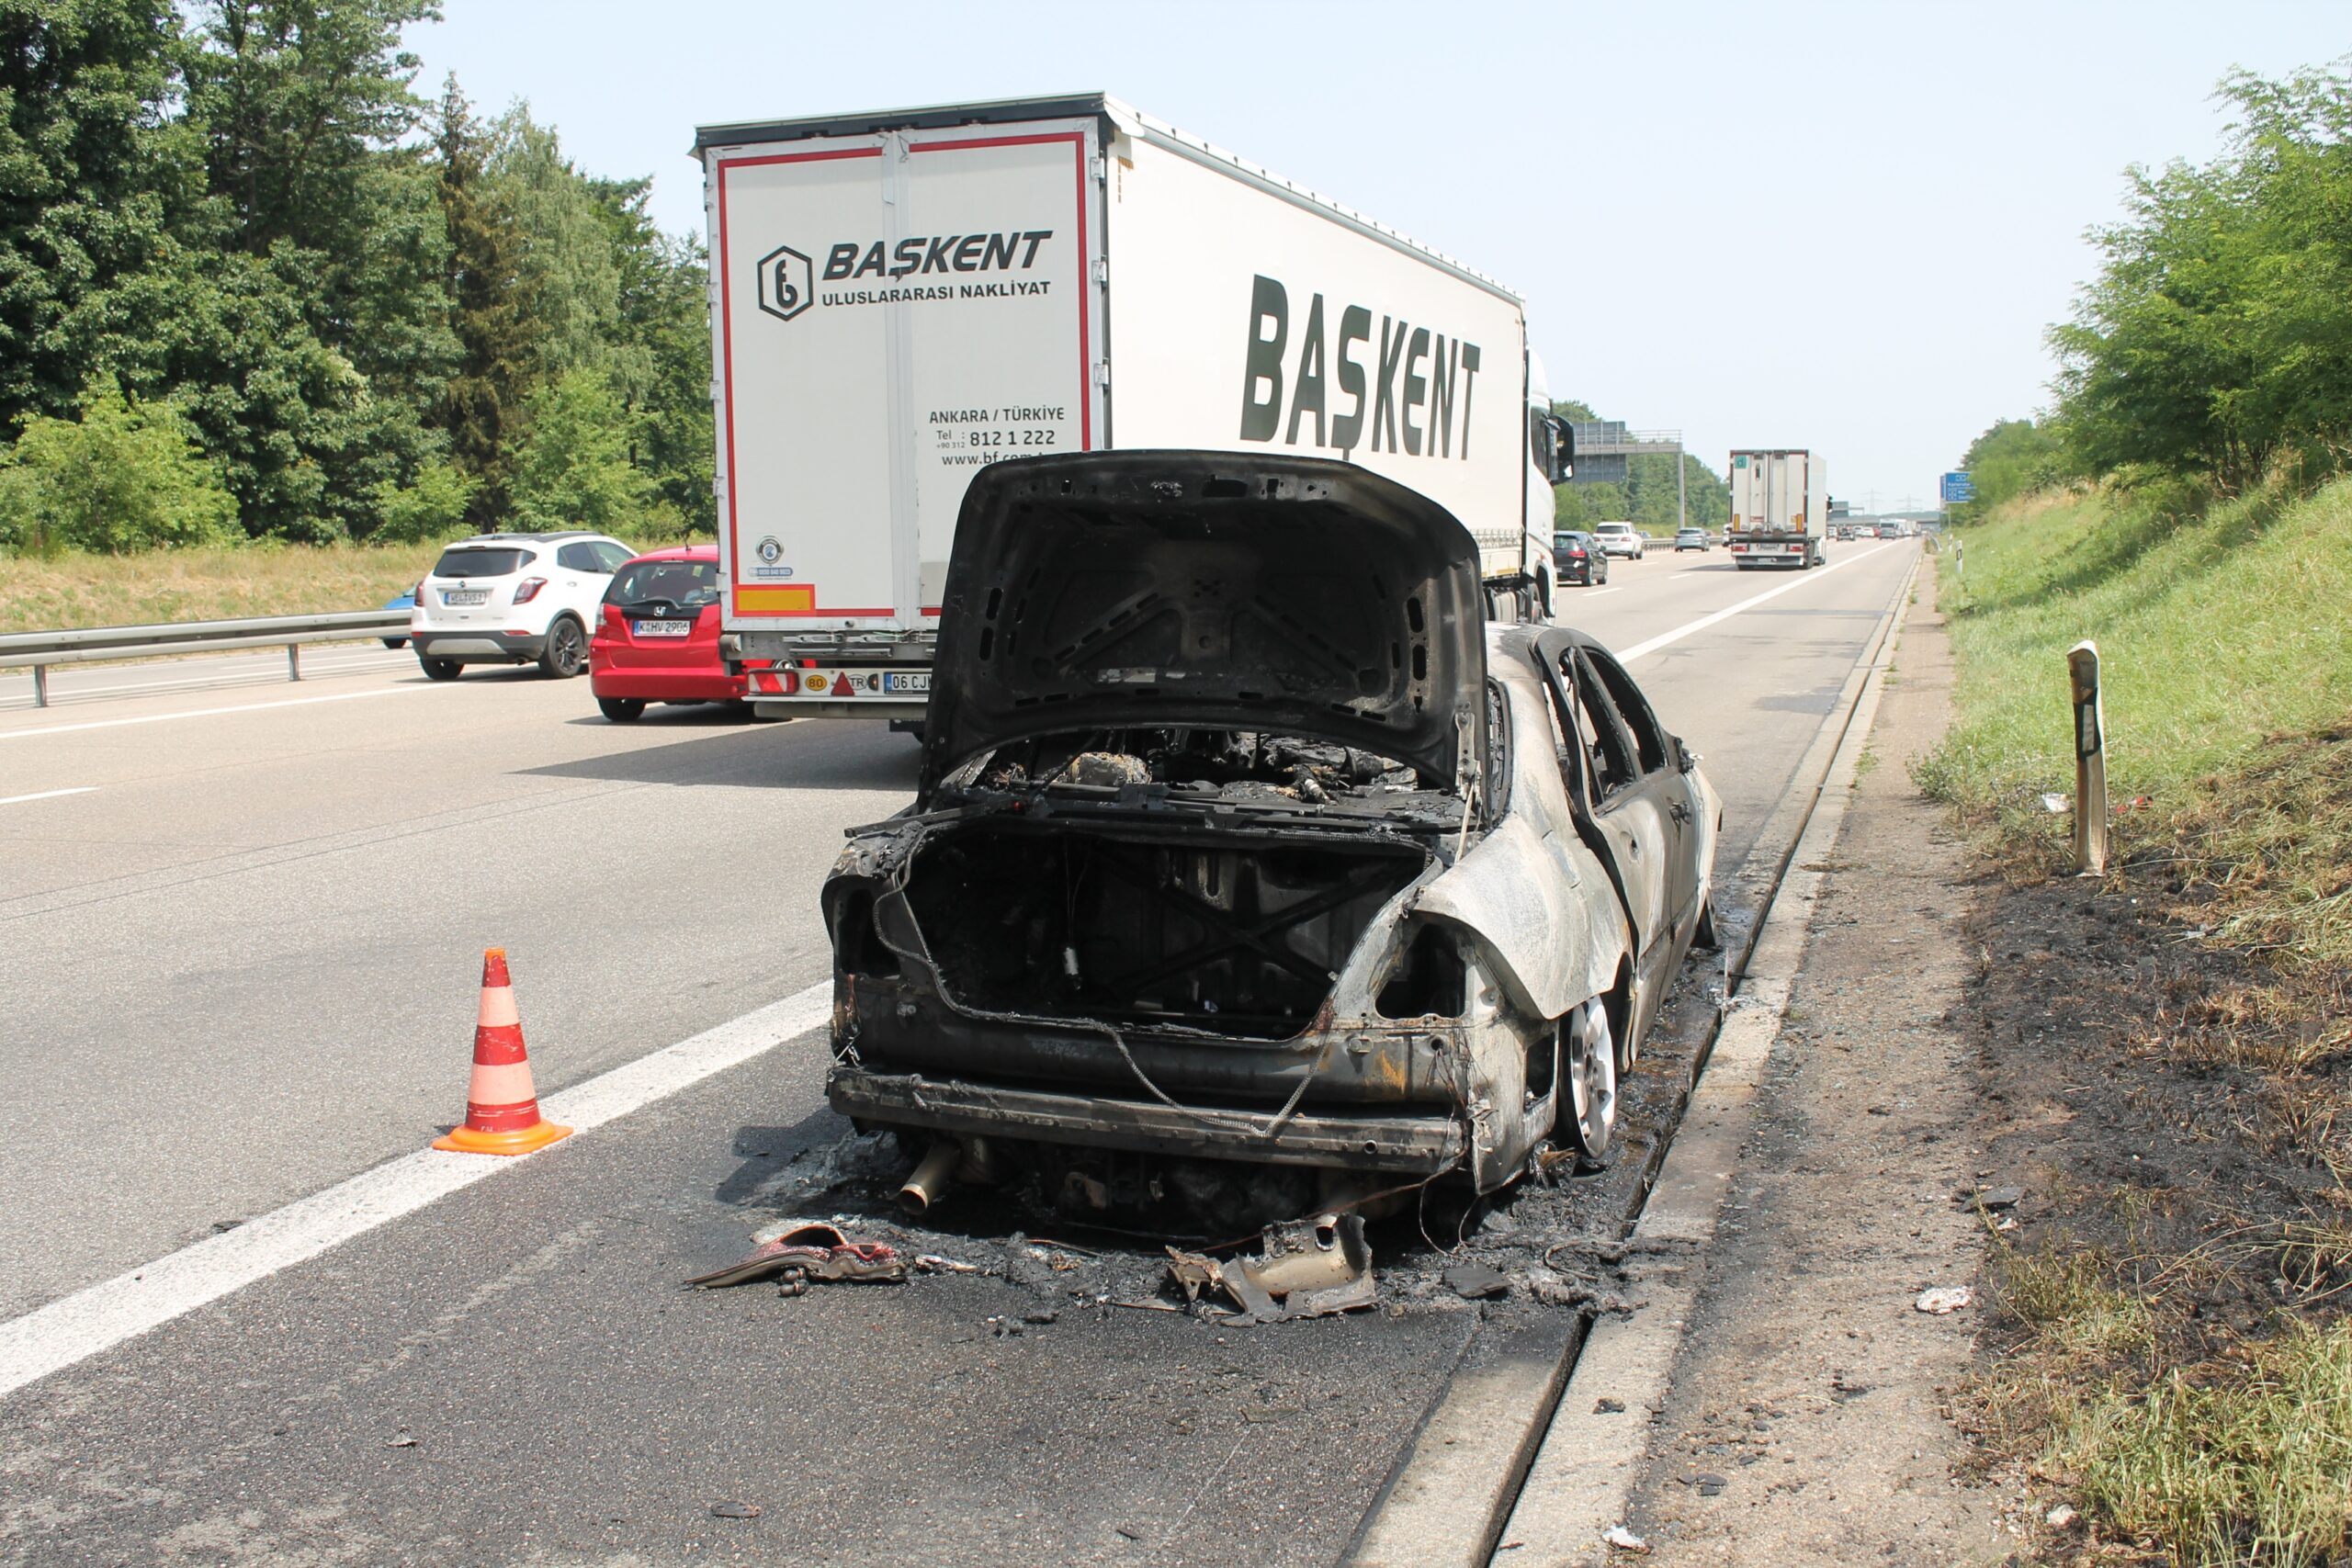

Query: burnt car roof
left=921, top=451, right=1488, bottom=795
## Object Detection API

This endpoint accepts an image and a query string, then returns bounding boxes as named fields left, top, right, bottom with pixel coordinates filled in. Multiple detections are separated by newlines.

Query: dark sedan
left=1553, top=530, right=1610, bottom=586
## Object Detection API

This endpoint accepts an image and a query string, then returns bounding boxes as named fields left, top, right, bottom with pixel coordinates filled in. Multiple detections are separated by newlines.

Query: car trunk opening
left=899, top=820, right=1430, bottom=1042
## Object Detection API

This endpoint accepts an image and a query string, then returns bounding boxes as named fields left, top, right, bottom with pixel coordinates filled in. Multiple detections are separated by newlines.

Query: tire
left=1563, top=998, right=1619, bottom=1169
left=418, top=655, right=461, bottom=682
left=537, top=615, right=587, bottom=679
left=598, top=697, right=647, bottom=722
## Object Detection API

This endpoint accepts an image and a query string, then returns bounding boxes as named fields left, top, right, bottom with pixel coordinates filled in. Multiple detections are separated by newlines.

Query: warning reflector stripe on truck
left=734, top=585, right=819, bottom=613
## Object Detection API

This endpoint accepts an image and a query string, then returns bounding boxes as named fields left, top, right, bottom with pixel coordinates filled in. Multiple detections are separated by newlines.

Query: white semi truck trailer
left=1725, top=448, right=1827, bottom=570
left=695, top=94, right=1573, bottom=721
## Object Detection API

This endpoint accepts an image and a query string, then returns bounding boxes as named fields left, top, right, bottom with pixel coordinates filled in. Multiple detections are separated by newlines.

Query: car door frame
left=1577, top=642, right=1706, bottom=952
left=1533, top=639, right=1702, bottom=1006
left=1530, top=633, right=1673, bottom=998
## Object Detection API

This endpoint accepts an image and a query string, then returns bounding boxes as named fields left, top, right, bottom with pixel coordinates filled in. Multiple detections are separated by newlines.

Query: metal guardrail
left=0, top=610, right=410, bottom=708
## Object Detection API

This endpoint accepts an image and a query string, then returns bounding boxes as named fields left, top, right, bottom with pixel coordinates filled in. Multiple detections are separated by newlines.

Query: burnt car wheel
left=1565, top=998, right=1618, bottom=1168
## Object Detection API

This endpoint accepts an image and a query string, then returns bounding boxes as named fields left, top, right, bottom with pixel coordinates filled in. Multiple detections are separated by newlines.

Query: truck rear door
left=707, top=119, right=1104, bottom=632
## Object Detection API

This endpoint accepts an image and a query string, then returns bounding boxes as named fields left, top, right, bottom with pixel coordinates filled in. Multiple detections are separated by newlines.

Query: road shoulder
left=1613, top=566, right=2009, bottom=1564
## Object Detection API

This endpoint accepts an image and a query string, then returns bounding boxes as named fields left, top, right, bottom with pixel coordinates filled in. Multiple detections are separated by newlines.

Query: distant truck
left=694, top=93, right=1573, bottom=722
left=1725, top=449, right=1826, bottom=570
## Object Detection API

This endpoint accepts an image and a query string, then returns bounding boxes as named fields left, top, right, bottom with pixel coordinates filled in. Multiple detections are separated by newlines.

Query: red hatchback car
left=589, top=546, right=753, bottom=721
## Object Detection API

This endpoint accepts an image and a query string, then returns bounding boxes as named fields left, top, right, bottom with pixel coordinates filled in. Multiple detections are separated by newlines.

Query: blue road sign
left=1940, top=470, right=1976, bottom=504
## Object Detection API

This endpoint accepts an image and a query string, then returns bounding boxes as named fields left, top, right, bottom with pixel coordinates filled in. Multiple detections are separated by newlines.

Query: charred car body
left=822, top=453, right=1719, bottom=1201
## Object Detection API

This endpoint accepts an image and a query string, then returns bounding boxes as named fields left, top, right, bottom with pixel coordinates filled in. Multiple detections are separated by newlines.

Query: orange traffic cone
left=432, top=948, right=572, bottom=1156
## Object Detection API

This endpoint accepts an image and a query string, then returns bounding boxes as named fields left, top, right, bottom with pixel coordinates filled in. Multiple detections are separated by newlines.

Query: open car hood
left=921, top=451, right=1488, bottom=796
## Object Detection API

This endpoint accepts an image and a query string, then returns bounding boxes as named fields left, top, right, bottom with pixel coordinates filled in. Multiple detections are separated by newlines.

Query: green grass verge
left=0, top=542, right=446, bottom=633
left=1923, top=479, right=2352, bottom=971
left=1921, top=479, right=2352, bottom=844
left=1933, top=479, right=2352, bottom=1564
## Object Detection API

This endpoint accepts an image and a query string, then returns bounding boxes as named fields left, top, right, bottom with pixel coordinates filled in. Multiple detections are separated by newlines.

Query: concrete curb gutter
left=1340, top=549, right=1926, bottom=1568
left=1490, top=550, right=1926, bottom=1565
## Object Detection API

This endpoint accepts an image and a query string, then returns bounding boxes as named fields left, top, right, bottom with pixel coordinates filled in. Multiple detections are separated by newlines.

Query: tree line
left=1958, top=61, right=2352, bottom=512
left=1549, top=400, right=1731, bottom=531
left=0, top=0, right=710, bottom=554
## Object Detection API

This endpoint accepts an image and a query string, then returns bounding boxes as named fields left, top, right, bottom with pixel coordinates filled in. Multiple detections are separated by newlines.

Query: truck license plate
left=633, top=619, right=691, bottom=637
left=884, top=671, right=931, bottom=694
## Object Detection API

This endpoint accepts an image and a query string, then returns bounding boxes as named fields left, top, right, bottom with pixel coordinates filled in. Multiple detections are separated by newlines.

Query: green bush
left=507, top=368, right=651, bottom=536
left=369, top=456, right=481, bottom=543
left=0, top=381, right=239, bottom=556
left=2052, top=63, right=2352, bottom=490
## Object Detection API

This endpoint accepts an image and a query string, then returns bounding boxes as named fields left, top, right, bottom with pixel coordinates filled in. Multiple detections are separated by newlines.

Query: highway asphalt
left=0, top=539, right=1916, bottom=1565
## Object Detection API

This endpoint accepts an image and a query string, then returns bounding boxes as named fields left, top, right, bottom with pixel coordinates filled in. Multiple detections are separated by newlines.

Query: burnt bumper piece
left=828, top=1066, right=1467, bottom=1174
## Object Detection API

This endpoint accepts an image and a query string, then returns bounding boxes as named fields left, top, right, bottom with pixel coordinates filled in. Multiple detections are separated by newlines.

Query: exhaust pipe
left=899, top=1140, right=960, bottom=1215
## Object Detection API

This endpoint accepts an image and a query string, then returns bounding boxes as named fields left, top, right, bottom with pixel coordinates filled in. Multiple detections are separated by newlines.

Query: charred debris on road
left=688, top=1117, right=1691, bottom=1329
left=690, top=926, right=1719, bottom=1331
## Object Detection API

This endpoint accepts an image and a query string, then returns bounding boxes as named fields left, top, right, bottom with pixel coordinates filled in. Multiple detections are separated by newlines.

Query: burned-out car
left=822, top=452, right=1719, bottom=1203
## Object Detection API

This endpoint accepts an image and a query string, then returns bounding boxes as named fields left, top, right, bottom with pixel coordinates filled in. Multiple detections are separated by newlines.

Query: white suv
left=1592, top=521, right=1646, bottom=560
left=409, top=532, right=636, bottom=680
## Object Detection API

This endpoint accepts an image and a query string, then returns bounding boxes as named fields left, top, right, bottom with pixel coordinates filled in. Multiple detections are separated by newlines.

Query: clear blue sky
left=409, top=1, right=2348, bottom=510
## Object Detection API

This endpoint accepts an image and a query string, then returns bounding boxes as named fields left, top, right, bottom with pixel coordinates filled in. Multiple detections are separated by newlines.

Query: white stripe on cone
left=477, top=986, right=519, bottom=1029
left=465, top=1061, right=538, bottom=1107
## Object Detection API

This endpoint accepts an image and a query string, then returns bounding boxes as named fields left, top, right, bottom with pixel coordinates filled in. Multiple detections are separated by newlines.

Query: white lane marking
left=1575, top=587, right=1623, bottom=599
left=1616, top=544, right=1892, bottom=663
left=0, top=980, right=832, bottom=1399
left=0, top=684, right=424, bottom=741
left=0, top=786, right=96, bottom=808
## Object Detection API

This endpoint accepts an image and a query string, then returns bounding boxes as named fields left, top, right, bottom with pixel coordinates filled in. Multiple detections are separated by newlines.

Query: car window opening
left=1566, top=653, right=1640, bottom=795
left=1583, top=649, right=1668, bottom=773
left=432, top=547, right=530, bottom=578
left=606, top=559, right=720, bottom=610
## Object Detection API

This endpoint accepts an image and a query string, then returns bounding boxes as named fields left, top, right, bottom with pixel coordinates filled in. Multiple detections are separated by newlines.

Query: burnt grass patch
left=1959, top=798, right=2352, bottom=1564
